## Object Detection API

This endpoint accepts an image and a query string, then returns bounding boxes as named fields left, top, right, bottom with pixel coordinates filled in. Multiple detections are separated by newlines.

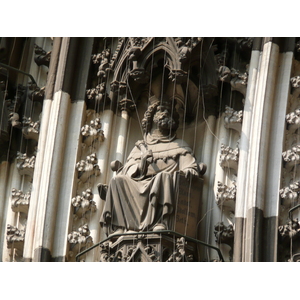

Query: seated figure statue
left=99, top=97, right=201, bottom=236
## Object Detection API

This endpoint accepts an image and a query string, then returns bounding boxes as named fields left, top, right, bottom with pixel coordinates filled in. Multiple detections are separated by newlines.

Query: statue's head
left=141, top=97, right=179, bottom=136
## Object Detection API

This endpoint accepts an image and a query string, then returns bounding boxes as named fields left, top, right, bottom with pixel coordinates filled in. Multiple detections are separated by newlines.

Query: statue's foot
left=153, top=223, right=167, bottom=231
left=97, top=183, right=107, bottom=200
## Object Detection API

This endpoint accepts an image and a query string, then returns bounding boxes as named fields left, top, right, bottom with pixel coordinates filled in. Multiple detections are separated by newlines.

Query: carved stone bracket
left=214, top=222, right=234, bottom=261
left=216, top=181, right=236, bottom=209
left=279, top=181, right=300, bottom=204
left=81, top=118, right=104, bottom=147
left=22, top=116, right=40, bottom=140
left=129, top=68, right=150, bottom=84
left=282, top=145, right=300, bottom=170
left=72, top=188, right=96, bottom=218
left=68, top=224, right=93, bottom=257
left=28, top=83, right=45, bottom=102
left=219, top=144, right=239, bottom=173
left=34, top=44, right=51, bottom=67
left=286, top=108, right=300, bottom=132
left=16, top=151, right=35, bottom=177
left=76, top=153, right=100, bottom=183
left=168, top=69, right=188, bottom=84
left=230, top=68, right=248, bottom=96
left=109, top=81, right=127, bottom=95
left=291, top=76, right=300, bottom=97
left=11, top=188, right=30, bottom=214
left=224, top=105, right=243, bottom=132
left=6, top=224, right=25, bottom=251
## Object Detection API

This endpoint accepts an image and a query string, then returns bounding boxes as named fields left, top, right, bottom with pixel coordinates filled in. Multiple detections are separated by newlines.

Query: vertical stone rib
left=234, top=38, right=262, bottom=262
left=23, top=38, right=62, bottom=261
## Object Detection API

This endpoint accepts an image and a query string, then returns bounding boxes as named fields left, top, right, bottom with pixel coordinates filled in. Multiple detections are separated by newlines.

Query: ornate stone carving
left=118, top=98, right=136, bottom=113
left=237, top=38, right=254, bottom=51
left=286, top=108, right=300, bottom=132
left=6, top=224, right=25, bottom=251
left=218, top=66, right=231, bottom=82
left=109, top=38, right=125, bottom=69
left=219, top=144, right=239, bottom=172
left=11, top=188, right=30, bottom=214
left=282, top=145, right=300, bottom=170
left=224, top=105, right=243, bottom=132
left=16, top=151, right=35, bottom=177
left=216, top=181, right=236, bottom=208
left=168, top=69, right=188, bottom=83
left=230, top=68, right=248, bottom=96
left=28, top=84, right=45, bottom=102
left=86, top=82, right=110, bottom=108
left=99, top=97, right=202, bottom=236
left=214, top=222, right=234, bottom=261
left=81, top=118, right=104, bottom=146
left=34, top=44, right=51, bottom=67
left=278, top=218, right=300, bottom=241
left=166, top=237, right=194, bottom=262
left=279, top=181, right=300, bottom=203
left=177, top=37, right=202, bottom=63
left=76, top=153, right=100, bottom=183
left=71, top=188, right=96, bottom=217
left=9, top=112, right=22, bottom=128
left=94, top=48, right=111, bottom=79
left=129, top=68, right=150, bottom=84
left=22, top=116, right=40, bottom=140
left=291, top=76, right=300, bottom=97
left=68, top=224, right=93, bottom=257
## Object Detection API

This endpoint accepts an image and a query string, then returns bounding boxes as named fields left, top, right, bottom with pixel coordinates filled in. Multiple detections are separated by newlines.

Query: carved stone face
left=152, top=105, right=176, bottom=133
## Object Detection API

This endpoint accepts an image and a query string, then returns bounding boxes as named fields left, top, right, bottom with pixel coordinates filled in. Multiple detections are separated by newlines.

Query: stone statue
left=99, top=97, right=201, bottom=236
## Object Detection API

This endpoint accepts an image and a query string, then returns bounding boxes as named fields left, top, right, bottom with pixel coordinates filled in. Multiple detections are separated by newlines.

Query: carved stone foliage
left=216, top=181, right=236, bottom=209
left=16, top=151, right=35, bottom=177
left=224, top=105, right=243, bottom=132
left=279, top=181, right=300, bottom=203
left=93, top=48, right=112, bottom=79
left=6, top=224, right=25, bottom=251
left=72, top=188, right=96, bottom=218
left=11, top=188, right=30, bottom=214
left=279, top=218, right=300, bottom=242
left=81, top=118, right=104, bottom=147
left=230, top=68, right=248, bottom=96
left=68, top=224, right=93, bottom=257
left=76, top=153, right=100, bottom=183
left=282, top=145, right=300, bottom=170
left=86, top=82, right=110, bottom=109
left=219, top=144, right=239, bottom=173
left=291, top=76, right=300, bottom=97
left=22, top=116, right=40, bottom=140
left=286, top=108, right=300, bottom=132
left=34, top=44, right=51, bottom=67
left=214, top=222, right=234, bottom=261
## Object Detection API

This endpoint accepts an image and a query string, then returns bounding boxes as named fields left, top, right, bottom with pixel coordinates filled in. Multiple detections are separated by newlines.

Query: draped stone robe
left=100, top=134, right=199, bottom=235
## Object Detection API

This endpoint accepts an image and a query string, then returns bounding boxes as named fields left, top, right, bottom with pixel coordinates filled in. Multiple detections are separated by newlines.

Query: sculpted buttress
left=99, top=97, right=200, bottom=236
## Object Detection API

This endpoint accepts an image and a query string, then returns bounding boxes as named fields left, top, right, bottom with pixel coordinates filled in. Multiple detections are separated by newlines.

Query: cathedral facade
left=0, top=37, right=298, bottom=262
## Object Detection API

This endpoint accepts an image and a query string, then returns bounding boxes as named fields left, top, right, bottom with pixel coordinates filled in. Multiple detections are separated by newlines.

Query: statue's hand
left=142, top=149, right=153, bottom=164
